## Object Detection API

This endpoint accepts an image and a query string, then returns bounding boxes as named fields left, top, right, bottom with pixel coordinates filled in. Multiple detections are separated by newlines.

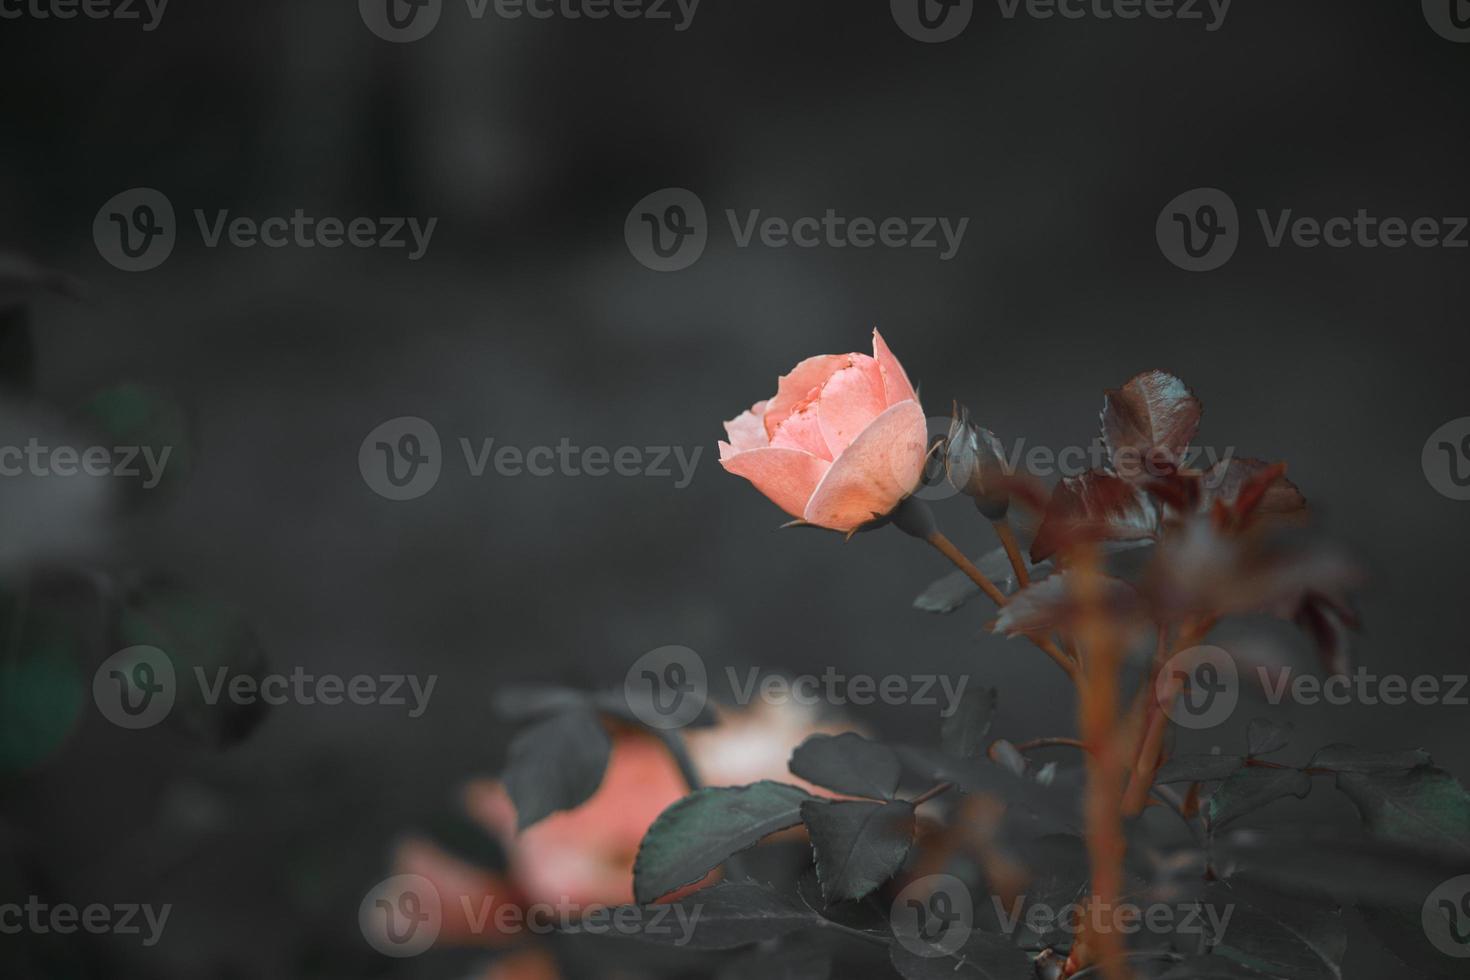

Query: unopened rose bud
left=944, top=405, right=1011, bottom=520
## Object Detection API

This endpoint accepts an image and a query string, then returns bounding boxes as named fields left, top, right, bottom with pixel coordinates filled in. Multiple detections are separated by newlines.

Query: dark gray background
left=2, top=1, right=1468, bottom=977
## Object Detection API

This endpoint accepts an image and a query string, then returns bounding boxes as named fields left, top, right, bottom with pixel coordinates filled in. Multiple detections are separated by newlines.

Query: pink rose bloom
left=719, top=330, right=928, bottom=532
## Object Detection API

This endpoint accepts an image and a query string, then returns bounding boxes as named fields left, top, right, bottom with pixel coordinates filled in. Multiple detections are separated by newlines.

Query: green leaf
left=1333, top=767, right=1470, bottom=858
left=789, top=733, right=901, bottom=800
left=801, top=799, right=914, bottom=903
left=1206, top=767, right=1312, bottom=831
left=1307, top=744, right=1432, bottom=775
left=1246, top=719, right=1291, bottom=757
left=1156, top=755, right=1246, bottom=784
left=115, top=582, right=269, bottom=746
left=1330, top=767, right=1470, bottom=976
left=586, top=880, right=818, bottom=951
left=1201, top=891, right=1345, bottom=980
left=941, top=686, right=996, bottom=759
left=502, top=707, right=611, bottom=830
left=0, top=593, right=85, bottom=777
left=74, top=383, right=194, bottom=500
left=634, top=781, right=813, bottom=904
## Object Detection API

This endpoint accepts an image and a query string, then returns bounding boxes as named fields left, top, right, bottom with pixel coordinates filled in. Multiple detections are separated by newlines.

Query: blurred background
left=1, top=0, right=1468, bottom=976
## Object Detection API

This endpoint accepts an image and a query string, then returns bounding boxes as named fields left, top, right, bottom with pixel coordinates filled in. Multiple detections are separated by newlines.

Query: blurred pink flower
left=719, top=330, right=928, bottom=532
left=390, top=701, right=852, bottom=954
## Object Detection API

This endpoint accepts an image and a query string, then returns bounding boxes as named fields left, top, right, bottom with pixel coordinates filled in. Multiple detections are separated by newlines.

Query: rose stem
left=1072, top=542, right=1131, bottom=980
left=909, top=782, right=954, bottom=807
left=992, top=519, right=1031, bottom=588
left=922, top=530, right=1078, bottom=679
left=1016, top=736, right=1088, bottom=754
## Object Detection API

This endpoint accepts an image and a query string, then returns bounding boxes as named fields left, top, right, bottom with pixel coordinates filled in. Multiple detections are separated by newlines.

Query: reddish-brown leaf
left=1099, top=370, right=1202, bottom=477
left=1029, top=470, right=1159, bottom=562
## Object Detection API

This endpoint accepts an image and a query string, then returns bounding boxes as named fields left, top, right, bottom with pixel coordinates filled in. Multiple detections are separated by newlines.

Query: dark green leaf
left=1333, top=767, right=1470, bottom=859
left=1157, top=955, right=1273, bottom=979
left=1246, top=719, right=1291, bottom=757
left=1156, top=755, right=1246, bottom=784
left=1206, top=767, right=1312, bottom=831
left=588, top=880, right=818, bottom=951
left=115, top=582, right=269, bottom=746
left=74, top=383, right=194, bottom=501
left=634, top=781, right=813, bottom=904
left=502, top=707, right=611, bottom=830
left=1201, top=890, right=1345, bottom=980
left=889, top=930, right=1032, bottom=979
left=1217, top=830, right=1470, bottom=907
left=714, top=934, right=831, bottom=980
left=895, top=744, right=1078, bottom=832
left=422, top=805, right=505, bottom=871
left=801, top=799, right=914, bottom=903
left=914, top=546, right=1040, bottom=614
left=789, top=733, right=901, bottom=800
left=0, top=593, right=85, bottom=777
left=941, top=686, right=995, bottom=759
left=1307, top=744, right=1432, bottom=775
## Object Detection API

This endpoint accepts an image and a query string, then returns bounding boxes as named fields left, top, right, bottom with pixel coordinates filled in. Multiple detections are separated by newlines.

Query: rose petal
left=722, top=400, right=769, bottom=453
left=763, top=354, right=852, bottom=438
left=816, top=360, right=887, bottom=457
left=803, top=400, right=928, bottom=531
left=721, top=447, right=831, bottom=520
left=770, top=400, right=832, bottom=459
left=872, top=329, right=917, bottom=407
